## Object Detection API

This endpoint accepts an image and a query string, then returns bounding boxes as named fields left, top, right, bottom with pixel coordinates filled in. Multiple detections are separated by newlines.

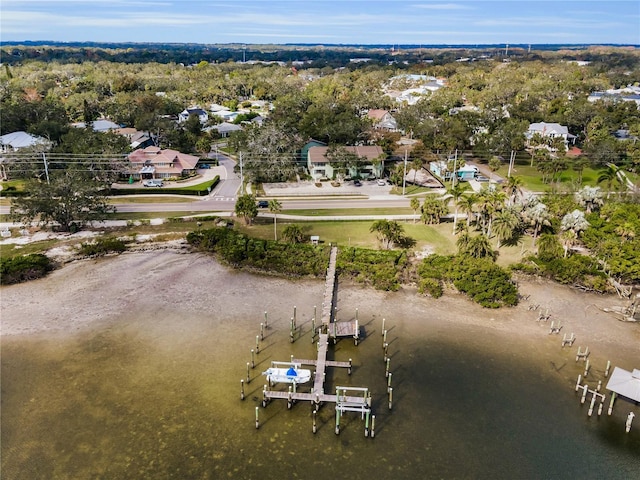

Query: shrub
left=78, top=237, right=128, bottom=256
left=0, top=254, right=54, bottom=285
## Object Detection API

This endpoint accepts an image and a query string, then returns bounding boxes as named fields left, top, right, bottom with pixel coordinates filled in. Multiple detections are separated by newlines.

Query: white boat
left=263, top=365, right=312, bottom=384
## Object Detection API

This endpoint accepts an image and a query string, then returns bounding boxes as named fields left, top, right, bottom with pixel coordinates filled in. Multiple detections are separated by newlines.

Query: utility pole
left=42, top=152, right=50, bottom=184
left=402, top=149, right=408, bottom=196
left=507, top=150, right=515, bottom=178
left=239, top=152, right=244, bottom=195
left=452, top=149, right=458, bottom=186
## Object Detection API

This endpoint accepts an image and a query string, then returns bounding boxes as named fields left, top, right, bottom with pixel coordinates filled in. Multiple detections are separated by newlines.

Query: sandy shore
left=2, top=249, right=638, bottom=366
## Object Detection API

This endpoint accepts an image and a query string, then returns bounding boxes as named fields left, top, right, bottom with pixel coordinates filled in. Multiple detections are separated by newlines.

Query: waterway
left=1, top=253, right=638, bottom=479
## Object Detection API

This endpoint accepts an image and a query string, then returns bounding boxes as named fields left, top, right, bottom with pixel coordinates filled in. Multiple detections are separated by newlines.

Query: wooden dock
left=260, top=246, right=372, bottom=434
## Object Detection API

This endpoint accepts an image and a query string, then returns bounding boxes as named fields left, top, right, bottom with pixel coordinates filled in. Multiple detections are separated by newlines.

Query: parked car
left=377, top=179, right=386, bottom=186
left=353, top=180, right=362, bottom=187
left=142, top=179, right=163, bottom=187
left=257, top=200, right=269, bottom=208
left=199, top=163, right=211, bottom=169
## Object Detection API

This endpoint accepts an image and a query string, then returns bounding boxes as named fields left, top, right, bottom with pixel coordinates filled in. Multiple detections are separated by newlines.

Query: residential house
left=367, top=109, right=398, bottom=131
left=71, top=118, right=121, bottom=132
left=115, top=128, right=156, bottom=150
left=526, top=122, right=575, bottom=151
left=206, top=122, right=243, bottom=138
left=0, top=131, right=52, bottom=152
left=588, top=86, right=640, bottom=106
left=127, top=146, right=199, bottom=180
left=178, top=107, right=209, bottom=124
left=307, top=145, right=384, bottom=180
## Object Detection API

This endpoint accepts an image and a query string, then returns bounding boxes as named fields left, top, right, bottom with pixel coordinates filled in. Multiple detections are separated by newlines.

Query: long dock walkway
left=262, top=246, right=370, bottom=418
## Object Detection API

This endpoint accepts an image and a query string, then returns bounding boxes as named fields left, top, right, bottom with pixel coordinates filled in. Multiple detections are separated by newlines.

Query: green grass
left=109, top=196, right=198, bottom=204
left=495, top=163, right=602, bottom=192
left=238, top=218, right=458, bottom=253
left=282, top=207, right=414, bottom=216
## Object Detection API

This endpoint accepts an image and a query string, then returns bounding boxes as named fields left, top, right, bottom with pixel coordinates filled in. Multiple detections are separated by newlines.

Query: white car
left=377, top=179, right=386, bottom=186
left=143, top=179, right=163, bottom=187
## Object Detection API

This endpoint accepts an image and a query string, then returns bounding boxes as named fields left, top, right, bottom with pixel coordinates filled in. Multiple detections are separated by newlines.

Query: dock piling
left=383, top=342, right=389, bottom=362
left=388, top=387, right=393, bottom=410
left=371, top=415, right=376, bottom=438
left=575, top=374, right=582, bottom=391
left=381, top=318, right=386, bottom=336
left=387, top=372, right=392, bottom=393
left=240, top=379, right=245, bottom=401
left=605, top=360, right=611, bottom=377
left=246, top=362, right=251, bottom=383
left=251, top=349, right=255, bottom=369
left=608, top=392, right=616, bottom=415
left=364, top=410, right=370, bottom=437
left=260, top=322, right=264, bottom=341
left=255, top=406, right=260, bottom=429
left=385, top=358, right=390, bottom=378
left=383, top=329, right=387, bottom=348
left=264, top=311, right=268, bottom=328
left=313, top=409, right=317, bottom=434
left=626, top=412, right=634, bottom=433
left=256, top=335, right=260, bottom=354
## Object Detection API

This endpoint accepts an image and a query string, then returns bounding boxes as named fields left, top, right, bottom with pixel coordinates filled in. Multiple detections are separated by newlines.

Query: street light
left=402, top=149, right=407, bottom=196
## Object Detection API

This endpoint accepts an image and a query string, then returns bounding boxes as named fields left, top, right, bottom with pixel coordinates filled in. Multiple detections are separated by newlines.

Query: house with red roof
left=127, top=146, right=199, bottom=180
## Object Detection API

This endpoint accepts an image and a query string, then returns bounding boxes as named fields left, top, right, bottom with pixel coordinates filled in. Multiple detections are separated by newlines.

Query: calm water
left=2, top=282, right=639, bottom=479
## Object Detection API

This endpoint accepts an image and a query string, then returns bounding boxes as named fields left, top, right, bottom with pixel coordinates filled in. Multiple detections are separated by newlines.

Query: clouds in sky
left=1, top=1, right=638, bottom=44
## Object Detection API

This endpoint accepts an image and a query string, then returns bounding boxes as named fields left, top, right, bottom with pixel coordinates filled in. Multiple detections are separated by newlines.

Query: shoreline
left=2, top=250, right=638, bottom=365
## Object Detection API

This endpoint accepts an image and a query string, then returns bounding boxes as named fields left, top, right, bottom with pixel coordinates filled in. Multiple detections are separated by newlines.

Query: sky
left=1, top=0, right=639, bottom=46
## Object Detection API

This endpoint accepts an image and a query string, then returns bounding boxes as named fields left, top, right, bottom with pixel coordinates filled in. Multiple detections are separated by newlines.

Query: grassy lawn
left=283, top=207, right=414, bottom=216
left=109, top=196, right=198, bottom=204
left=494, top=163, right=603, bottom=192
left=238, top=218, right=458, bottom=253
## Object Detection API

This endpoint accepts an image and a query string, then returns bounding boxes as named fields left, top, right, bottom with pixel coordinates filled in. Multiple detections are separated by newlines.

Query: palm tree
left=522, top=202, right=551, bottom=247
left=503, top=176, right=524, bottom=206
left=457, top=193, right=478, bottom=228
left=370, top=219, right=405, bottom=249
left=410, top=197, right=421, bottom=224
left=492, top=206, right=522, bottom=247
left=268, top=199, right=282, bottom=240
left=421, top=197, right=447, bottom=225
left=574, top=186, right=603, bottom=214
left=282, top=224, right=305, bottom=243
left=597, top=163, right=622, bottom=198
left=447, top=183, right=466, bottom=234
left=467, top=234, right=497, bottom=260
left=537, top=233, right=563, bottom=259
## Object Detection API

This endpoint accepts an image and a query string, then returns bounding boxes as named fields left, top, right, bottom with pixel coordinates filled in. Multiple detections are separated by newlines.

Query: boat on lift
left=262, top=362, right=312, bottom=384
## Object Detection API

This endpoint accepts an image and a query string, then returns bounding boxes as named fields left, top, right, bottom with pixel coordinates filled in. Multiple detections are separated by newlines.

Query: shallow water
left=1, top=255, right=639, bottom=479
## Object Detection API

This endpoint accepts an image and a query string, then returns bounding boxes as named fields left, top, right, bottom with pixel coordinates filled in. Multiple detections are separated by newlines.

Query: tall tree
left=10, top=170, right=115, bottom=232
left=268, top=199, right=282, bottom=240
left=235, top=194, right=258, bottom=225
left=370, top=219, right=405, bottom=250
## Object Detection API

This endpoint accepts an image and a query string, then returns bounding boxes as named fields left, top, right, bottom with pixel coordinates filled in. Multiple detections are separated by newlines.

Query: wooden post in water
left=580, top=385, right=588, bottom=404
left=381, top=318, right=386, bottom=336
left=256, top=335, right=260, bottom=354
left=354, top=318, right=359, bottom=346
left=255, top=407, right=259, bottom=429
left=385, top=358, right=390, bottom=378
left=383, top=342, right=389, bottom=362
left=264, top=311, right=268, bottom=328
left=383, top=329, right=388, bottom=347
left=288, top=386, right=293, bottom=409
left=596, top=380, right=602, bottom=392
left=584, top=359, right=590, bottom=377
left=311, top=317, right=316, bottom=343
left=605, top=360, right=611, bottom=377
left=312, top=409, right=317, bottom=434
left=575, top=374, right=582, bottom=391
left=251, top=349, right=255, bottom=368
left=293, top=305, right=297, bottom=329
left=608, top=392, right=616, bottom=415
left=588, top=394, right=596, bottom=417
left=240, top=379, right=245, bottom=400
left=364, top=409, right=370, bottom=437
left=246, top=362, right=251, bottom=383
left=348, top=358, right=352, bottom=375
left=290, top=318, right=295, bottom=343
left=371, top=414, right=376, bottom=438
left=626, top=412, right=635, bottom=433
left=260, top=322, right=264, bottom=341
left=388, top=387, right=393, bottom=410
left=387, top=372, right=392, bottom=393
